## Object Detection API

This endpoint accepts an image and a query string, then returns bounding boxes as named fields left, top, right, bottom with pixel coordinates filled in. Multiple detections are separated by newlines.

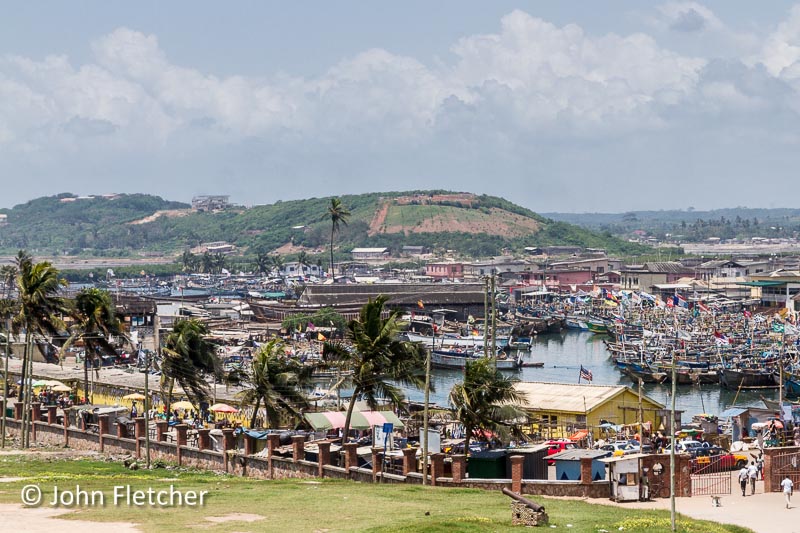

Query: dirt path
left=0, top=503, right=141, bottom=533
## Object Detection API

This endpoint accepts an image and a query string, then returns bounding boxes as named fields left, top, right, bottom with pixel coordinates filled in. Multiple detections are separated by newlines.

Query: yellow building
left=513, top=382, right=666, bottom=441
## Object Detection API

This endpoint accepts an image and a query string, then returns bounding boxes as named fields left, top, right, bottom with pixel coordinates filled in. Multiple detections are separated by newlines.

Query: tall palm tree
left=0, top=297, right=18, bottom=449
left=14, top=252, right=68, bottom=447
left=449, top=358, right=526, bottom=455
left=297, top=251, right=310, bottom=276
left=63, top=288, right=126, bottom=401
left=161, top=319, right=220, bottom=414
left=323, top=295, right=427, bottom=443
left=326, top=198, right=350, bottom=279
left=237, top=339, right=314, bottom=428
left=255, top=251, right=271, bottom=276
left=269, top=254, right=285, bottom=277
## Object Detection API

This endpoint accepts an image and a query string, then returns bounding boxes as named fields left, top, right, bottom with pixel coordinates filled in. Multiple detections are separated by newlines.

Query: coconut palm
left=0, top=265, right=17, bottom=298
left=269, top=254, right=284, bottom=276
left=449, top=358, right=526, bottom=455
left=323, top=295, right=427, bottom=443
left=161, top=319, right=220, bottom=414
left=63, top=288, right=126, bottom=401
left=237, top=339, right=315, bottom=428
left=14, top=252, right=69, bottom=447
left=297, top=251, right=309, bottom=276
left=255, top=251, right=271, bottom=276
left=326, top=198, right=350, bottom=279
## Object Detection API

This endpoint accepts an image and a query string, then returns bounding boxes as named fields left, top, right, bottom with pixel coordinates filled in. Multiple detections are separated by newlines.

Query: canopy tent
left=304, top=410, right=404, bottom=431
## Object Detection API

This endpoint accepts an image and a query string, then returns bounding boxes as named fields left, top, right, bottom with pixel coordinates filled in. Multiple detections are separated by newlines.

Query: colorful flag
left=307, top=322, right=316, bottom=331
left=698, top=302, right=710, bottom=313
left=317, top=332, right=326, bottom=341
left=714, top=331, right=729, bottom=346
left=773, top=323, right=785, bottom=333
left=580, top=365, right=593, bottom=382
left=743, top=309, right=752, bottom=318
left=417, top=300, right=425, bottom=309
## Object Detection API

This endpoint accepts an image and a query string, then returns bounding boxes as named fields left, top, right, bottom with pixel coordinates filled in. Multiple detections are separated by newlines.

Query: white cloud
left=1, top=8, right=800, bottom=210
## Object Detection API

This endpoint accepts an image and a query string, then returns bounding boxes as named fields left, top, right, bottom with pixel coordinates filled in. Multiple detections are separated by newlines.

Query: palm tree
left=0, top=265, right=17, bottom=298
left=200, top=252, right=213, bottom=274
left=269, top=254, right=285, bottom=277
left=323, top=295, right=427, bottom=443
left=237, top=339, right=314, bottom=428
left=255, top=251, right=271, bottom=276
left=180, top=250, right=197, bottom=273
left=161, top=319, right=220, bottom=414
left=14, top=252, right=68, bottom=447
left=297, top=251, right=309, bottom=276
left=326, top=198, right=350, bottom=279
left=449, top=358, right=526, bottom=455
left=63, top=288, right=126, bottom=401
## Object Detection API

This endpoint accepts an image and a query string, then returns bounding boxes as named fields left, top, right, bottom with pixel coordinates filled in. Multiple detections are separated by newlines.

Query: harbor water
left=405, top=330, right=779, bottom=417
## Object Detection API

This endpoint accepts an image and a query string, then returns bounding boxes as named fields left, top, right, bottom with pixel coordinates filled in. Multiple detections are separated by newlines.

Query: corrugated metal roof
left=718, top=407, right=748, bottom=418
left=549, top=449, right=611, bottom=461
left=513, top=382, right=664, bottom=413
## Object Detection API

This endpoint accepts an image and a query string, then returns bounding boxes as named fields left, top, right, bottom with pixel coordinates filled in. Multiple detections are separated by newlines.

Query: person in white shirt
left=747, top=461, right=758, bottom=495
left=781, top=476, right=794, bottom=509
left=738, top=466, right=748, bottom=496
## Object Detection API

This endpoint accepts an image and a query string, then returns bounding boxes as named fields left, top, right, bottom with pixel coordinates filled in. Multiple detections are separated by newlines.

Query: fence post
left=511, top=455, right=525, bottom=494
left=222, top=428, right=236, bottom=473
left=292, top=435, right=306, bottom=463
left=47, top=405, right=58, bottom=425
left=175, top=424, right=188, bottom=465
left=430, top=453, right=445, bottom=487
left=97, top=414, right=110, bottom=452
left=267, top=433, right=281, bottom=479
left=317, top=441, right=331, bottom=478
left=197, top=428, right=210, bottom=450
left=451, top=454, right=467, bottom=483
left=343, top=443, right=359, bottom=475
left=371, top=447, right=383, bottom=482
left=155, top=420, right=168, bottom=442
left=134, top=417, right=146, bottom=458
left=402, top=447, right=418, bottom=475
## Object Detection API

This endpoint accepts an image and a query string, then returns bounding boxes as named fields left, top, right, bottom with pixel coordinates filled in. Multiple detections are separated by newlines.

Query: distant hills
left=0, top=191, right=649, bottom=258
left=544, top=208, right=800, bottom=242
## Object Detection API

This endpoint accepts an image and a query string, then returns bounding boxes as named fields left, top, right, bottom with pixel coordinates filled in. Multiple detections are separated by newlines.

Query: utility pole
left=670, top=316, right=677, bottom=532
left=490, top=272, right=497, bottom=369
left=145, top=313, right=160, bottom=469
left=483, top=276, right=489, bottom=359
left=1, top=318, right=10, bottom=448
left=421, top=326, right=434, bottom=486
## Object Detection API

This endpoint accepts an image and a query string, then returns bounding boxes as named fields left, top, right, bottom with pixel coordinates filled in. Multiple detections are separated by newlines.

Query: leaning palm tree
left=323, top=295, right=427, bottom=443
left=326, top=198, right=350, bottom=279
left=161, top=319, right=220, bottom=414
left=14, top=252, right=69, bottom=447
left=237, top=339, right=315, bottom=428
left=449, top=358, right=526, bottom=455
left=62, top=288, right=126, bottom=401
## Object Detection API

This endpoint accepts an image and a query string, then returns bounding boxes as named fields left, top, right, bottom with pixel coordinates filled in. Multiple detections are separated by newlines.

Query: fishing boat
left=565, top=316, right=589, bottom=330
left=430, top=350, right=522, bottom=371
left=587, top=319, right=609, bottom=335
left=404, top=332, right=509, bottom=349
left=719, top=368, right=778, bottom=390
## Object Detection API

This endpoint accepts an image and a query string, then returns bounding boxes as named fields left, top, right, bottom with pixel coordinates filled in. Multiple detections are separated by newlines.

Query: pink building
left=426, top=262, right=464, bottom=280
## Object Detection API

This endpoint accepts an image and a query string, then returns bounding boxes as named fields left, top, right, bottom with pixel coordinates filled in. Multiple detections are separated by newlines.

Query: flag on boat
left=697, top=302, right=710, bottom=313
left=743, top=309, right=752, bottom=318
left=307, top=322, right=316, bottom=331
left=714, top=331, right=730, bottom=346
left=773, top=322, right=785, bottom=333
left=785, top=323, right=800, bottom=336
left=317, top=332, right=326, bottom=341
left=580, top=365, right=593, bottom=382
left=677, top=329, right=693, bottom=341
left=417, top=300, right=425, bottom=309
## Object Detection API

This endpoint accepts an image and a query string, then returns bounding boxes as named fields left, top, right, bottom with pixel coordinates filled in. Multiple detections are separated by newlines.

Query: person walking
left=739, top=464, right=749, bottom=496
left=747, top=461, right=759, bottom=495
left=782, top=476, right=794, bottom=509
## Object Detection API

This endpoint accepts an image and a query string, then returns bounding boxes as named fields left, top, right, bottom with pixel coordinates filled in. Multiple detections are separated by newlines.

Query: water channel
left=404, top=331, right=779, bottom=417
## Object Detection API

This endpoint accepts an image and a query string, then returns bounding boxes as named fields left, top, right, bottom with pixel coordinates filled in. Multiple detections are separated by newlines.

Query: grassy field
left=0, top=454, right=753, bottom=533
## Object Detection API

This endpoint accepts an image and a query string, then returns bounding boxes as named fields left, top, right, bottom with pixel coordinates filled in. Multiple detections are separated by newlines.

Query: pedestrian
left=747, top=460, right=758, bottom=495
left=782, top=476, right=794, bottom=509
left=738, top=464, right=749, bottom=496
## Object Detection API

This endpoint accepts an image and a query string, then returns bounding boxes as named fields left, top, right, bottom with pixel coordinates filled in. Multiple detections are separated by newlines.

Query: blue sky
left=2, top=1, right=800, bottom=212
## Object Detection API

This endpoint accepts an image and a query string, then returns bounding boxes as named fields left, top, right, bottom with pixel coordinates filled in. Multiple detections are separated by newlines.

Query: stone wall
left=1, top=413, right=628, bottom=499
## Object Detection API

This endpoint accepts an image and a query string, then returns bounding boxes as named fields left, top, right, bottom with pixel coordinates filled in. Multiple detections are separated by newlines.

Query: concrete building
left=620, top=262, right=695, bottom=292
left=425, top=261, right=464, bottom=280
left=351, top=248, right=390, bottom=261
left=192, top=195, right=230, bottom=212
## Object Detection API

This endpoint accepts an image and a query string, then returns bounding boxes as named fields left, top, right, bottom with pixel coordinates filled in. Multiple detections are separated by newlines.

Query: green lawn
left=0, top=454, right=752, bottom=533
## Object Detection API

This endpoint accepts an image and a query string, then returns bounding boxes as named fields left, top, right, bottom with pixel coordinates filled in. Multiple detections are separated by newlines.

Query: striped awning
left=304, top=410, right=404, bottom=431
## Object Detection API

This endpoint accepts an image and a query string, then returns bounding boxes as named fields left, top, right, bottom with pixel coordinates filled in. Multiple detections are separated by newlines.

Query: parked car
left=663, top=440, right=705, bottom=455
left=599, top=441, right=638, bottom=456
left=692, top=450, right=749, bottom=471
left=545, top=439, right=577, bottom=464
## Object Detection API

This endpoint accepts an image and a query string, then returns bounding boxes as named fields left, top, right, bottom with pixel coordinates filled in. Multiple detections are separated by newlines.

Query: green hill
left=0, top=191, right=648, bottom=258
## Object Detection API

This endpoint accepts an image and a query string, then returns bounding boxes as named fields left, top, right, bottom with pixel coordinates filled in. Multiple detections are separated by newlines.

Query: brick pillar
left=451, top=454, right=467, bottom=483
left=343, top=442, right=359, bottom=471
left=197, top=428, right=210, bottom=450
left=292, top=435, right=306, bottom=463
left=47, top=405, right=57, bottom=425
left=430, top=453, right=445, bottom=487
left=117, top=420, right=128, bottom=438
left=402, top=447, right=418, bottom=475
left=510, top=455, right=525, bottom=494
left=97, top=414, right=110, bottom=451
left=31, top=402, right=42, bottom=422
left=13, top=402, right=23, bottom=420
left=244, top=433, right=256, bottom=456
left=222, top=428, right=236, bottom=473
left=175, top=424, right=188, bottom=465
left=155, top=420, right=168, bottom=442
left=317, top=441, right=331, bottom=478
left=764, top=451, right=774, bottom=493
left=266, top=433, right=281, bottom=479
left=134, top=417, right=146, bottom=458
left=580, top=457, right=594, bottom=484
left=371, top=447, right=383, bottom=482
left=676, top=454, right=692, bottom=497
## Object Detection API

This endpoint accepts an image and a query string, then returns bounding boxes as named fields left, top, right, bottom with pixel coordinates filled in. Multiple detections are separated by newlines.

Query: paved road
left=586, top=474, right=793, bottom=533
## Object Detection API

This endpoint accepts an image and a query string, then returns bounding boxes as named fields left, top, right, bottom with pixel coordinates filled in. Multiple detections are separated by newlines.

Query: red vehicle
left=545, top=439, right=577, bottom=464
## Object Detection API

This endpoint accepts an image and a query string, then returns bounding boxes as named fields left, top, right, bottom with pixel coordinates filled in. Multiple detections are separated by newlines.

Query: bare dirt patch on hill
left=127, top=209, right=192, bottom=225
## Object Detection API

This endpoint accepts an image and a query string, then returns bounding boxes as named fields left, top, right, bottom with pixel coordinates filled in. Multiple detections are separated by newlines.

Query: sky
left=3, top=1, right=800, bottom=213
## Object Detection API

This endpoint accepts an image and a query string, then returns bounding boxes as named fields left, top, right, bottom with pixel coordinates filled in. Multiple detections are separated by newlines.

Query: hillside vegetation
left=0, top=191, right=647, bottom=258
